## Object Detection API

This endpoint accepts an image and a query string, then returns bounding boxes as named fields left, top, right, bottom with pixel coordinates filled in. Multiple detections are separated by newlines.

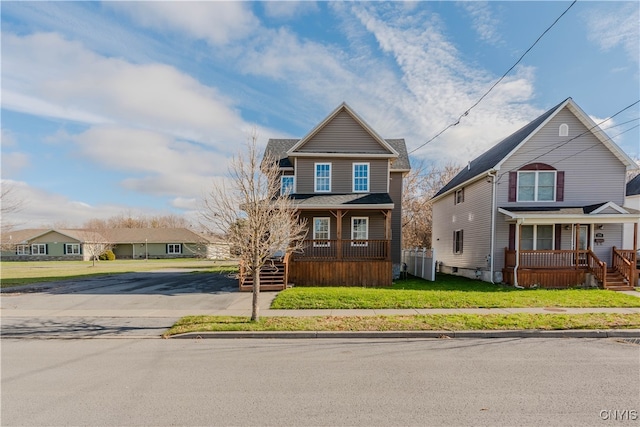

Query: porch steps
left=604, top=269, right=634, bottom=292
left=239, top=259, right=288, bottom=292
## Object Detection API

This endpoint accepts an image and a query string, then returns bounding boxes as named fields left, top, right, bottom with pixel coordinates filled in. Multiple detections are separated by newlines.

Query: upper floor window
left=454, top=188, right=464, bottom=205
left=353, top=163, right=369, bottom=192
left=509, top=163, right=564, bottom=203
left=65, top=243, right=80, bottom=255
left=32, top=243, right=47, bottom=255
left=315, top=163, right=331, bottom=192
left=559, top=124, right=568, bottom=137
left=518, top=171, right=556, bottom=201
left=167, top=244, right=182, bottom=254
left=281, top=176, right=294, bottom=195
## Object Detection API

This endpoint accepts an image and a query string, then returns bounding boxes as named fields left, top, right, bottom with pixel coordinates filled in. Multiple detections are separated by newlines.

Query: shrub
left=99, top=250, right=116, bottom=261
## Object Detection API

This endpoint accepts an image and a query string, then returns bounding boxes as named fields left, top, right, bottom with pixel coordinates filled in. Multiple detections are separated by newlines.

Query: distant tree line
left=83, top=213, right=193, bottom=229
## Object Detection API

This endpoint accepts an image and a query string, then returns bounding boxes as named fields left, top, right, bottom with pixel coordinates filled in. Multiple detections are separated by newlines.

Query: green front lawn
left=271, top=274, right=640, bottom=309
left=164, top=313, right=640, bottom=336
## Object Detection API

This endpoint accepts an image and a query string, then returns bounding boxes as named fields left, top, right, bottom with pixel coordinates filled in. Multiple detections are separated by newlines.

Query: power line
left=409, top=0, right=578, bottom=155
left=495, top=99, right=640, bottom=183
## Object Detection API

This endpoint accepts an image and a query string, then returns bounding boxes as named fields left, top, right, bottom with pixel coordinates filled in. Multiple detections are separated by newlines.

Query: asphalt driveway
left=0, top=270, right=275, bottom=339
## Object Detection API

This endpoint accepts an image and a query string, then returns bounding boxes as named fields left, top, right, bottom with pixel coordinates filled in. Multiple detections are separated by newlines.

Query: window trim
left=16, top=244, right=30, bottom=255
left=31, top=243, right=47, bottom=255
left=65, top=243, right=81, bottom=255
left=351, top=216, right=369, bottom=246
left=280, top=175, right=295, bottom=195
left=314, top=163, right=331, bottom=193
left=517, top=170, right=556, bottom=202
left=520, top=224, right=555, bottom=250
left=559, top=123, right=569, bottom=137
left=313, top=217, right=330, bottom=247
left=453, top=229, right=463, bottom=254
left=352, top=162, right=370, bottom=193
left=167, top=243, right=182, bottom=254
left=454, top=188, right=464, bottom=205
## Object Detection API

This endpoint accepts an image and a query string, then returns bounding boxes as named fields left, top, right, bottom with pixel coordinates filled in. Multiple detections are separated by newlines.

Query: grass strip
left=163, top=313, right=640, bottom=337
left=271, top=274, right=640, bottom=309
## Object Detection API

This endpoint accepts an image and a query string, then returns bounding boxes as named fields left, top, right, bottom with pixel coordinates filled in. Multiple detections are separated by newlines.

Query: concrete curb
left=169, top=329, right=640, bottom=339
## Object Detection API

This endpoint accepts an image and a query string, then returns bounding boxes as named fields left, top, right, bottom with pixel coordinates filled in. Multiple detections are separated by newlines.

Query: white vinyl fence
left=401, top=248, right=436, bottom=281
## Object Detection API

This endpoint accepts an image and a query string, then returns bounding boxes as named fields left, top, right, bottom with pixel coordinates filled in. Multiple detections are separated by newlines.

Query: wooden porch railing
left=612, top=247, right=635, bottom=287
left=504, top=248, right=606, bottom=286
left=295, top=239, right=390, bottom=261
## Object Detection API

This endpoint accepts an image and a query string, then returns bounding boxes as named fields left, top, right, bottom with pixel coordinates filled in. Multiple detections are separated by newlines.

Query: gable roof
left=627, top=174, right=640, bottom=197
left=265, top=138, right=411, bottom=172
left=286, top=102, right=399, bottom=157
left=1, top=228, right=218, bottom=245
left=433, top=98, right=638, bottom=200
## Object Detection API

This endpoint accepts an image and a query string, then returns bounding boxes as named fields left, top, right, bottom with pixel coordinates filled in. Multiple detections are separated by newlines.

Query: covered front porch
left=499, top=204, right=639, bottom=290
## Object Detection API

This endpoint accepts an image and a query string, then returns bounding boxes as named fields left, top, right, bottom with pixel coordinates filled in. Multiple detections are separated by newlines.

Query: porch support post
left=382, top=210, right=392, bottom=261
left=335, top=210, right=343, bottom=260
left=132, top=243, right=135, bottom=259
left=575, top=223, right=580, bottom=270
left=514, top=220, right=521, bottom=287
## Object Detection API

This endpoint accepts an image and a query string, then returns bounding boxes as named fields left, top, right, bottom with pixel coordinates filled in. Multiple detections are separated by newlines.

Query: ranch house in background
left=431, top=98, right=639, bottom=290
left=241, top=103, right=410, bottom=290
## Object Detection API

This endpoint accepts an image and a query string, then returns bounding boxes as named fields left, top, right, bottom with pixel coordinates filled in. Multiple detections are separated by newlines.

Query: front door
left=573, top=225, right=589, bottom=266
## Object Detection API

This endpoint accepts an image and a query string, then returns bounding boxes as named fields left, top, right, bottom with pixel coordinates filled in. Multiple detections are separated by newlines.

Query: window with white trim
left=32, top=243, right=47, bottom=255
left=521, top=225, right=554, bottom=250
left=314, top=163, right=331, bottom=192
left=353, top=163, right=369, bottom=192
left=454, top=188, right=464, bottom=205
left=453, top=230, right=463, bottom=254
left=65, top=243, right=80, bottom=255
left=351, top=217, right=368, bottom=246
left=313, top=217, right=330, bottom=247
left=16, top=245, right=29, bottom=255
left=517, top=171, right=556, bottom=202
left=559, top=123, right=568, bottom=136
left=167, top=244, right=182, bottom=254
left=281, top=176, right=294, bottom=195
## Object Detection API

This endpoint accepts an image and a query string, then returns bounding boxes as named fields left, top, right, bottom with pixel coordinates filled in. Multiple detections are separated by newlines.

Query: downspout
left=488, top=171, right=497, bottom=283
left=514, top=218, right=523, bottom=288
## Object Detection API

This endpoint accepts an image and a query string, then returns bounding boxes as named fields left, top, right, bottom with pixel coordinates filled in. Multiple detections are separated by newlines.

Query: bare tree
left=200, top=132, right=307, bottom=321
left=78, top=228, right=114, bottom=267
left=402, top=161, right=462, bottom=248
left=1, top=182, right=25, bottom=249
left=83, top=213, right=192, bottom=229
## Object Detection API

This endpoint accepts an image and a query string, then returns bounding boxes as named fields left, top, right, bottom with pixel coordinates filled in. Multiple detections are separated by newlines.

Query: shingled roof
left=433, top=98, right=568, bottom=199
left=627, top=174, right=640, bottom=197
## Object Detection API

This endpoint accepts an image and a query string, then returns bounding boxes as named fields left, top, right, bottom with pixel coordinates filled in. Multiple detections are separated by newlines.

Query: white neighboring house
left=431, top=98, right=639, bottom=290
left=623, top=175, right=640, bottom=250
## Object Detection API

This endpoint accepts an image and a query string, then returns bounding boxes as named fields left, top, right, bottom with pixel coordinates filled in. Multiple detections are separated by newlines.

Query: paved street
left=0, top=270, right=276, bottom=338
left=2, top=337, right=639, bottom=426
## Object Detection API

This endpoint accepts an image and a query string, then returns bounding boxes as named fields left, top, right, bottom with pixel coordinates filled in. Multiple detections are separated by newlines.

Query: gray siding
left=298, top=110, right=391, bottom=154
left=432, top=177, right=494, bottom=271
left=295, top=157, right=389, bottom=193
left=389, top=172, right=403, bottom=263
left=497, top=107, right=627, bottom=207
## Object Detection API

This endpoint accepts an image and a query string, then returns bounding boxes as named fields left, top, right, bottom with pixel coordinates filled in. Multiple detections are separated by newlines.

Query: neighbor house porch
left=499, top=204, right=639, bottom=290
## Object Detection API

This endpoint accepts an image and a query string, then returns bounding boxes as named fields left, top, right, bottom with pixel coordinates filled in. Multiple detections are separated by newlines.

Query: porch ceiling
left=498, top=205, right=640, bottom=225
left=290, top=193, right=394, bottom=210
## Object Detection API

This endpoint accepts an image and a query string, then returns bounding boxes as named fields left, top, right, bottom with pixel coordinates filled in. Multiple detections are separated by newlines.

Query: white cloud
left=460, top=2, right=502, bottom=45
left=584, top=3, right=639, bottom=63
left=1, top=152, right=31, bottom=177
left=1, top=32, right=259, bottom=151
left=262, top=1, right=319, bottom=19
left=108, top=2, right=259, bottom=45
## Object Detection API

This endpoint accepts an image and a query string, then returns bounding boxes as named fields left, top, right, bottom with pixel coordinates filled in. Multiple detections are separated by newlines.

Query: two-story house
left=263, top=103, right=410, bottom=287
left=432, top=98, right=639, bottom=290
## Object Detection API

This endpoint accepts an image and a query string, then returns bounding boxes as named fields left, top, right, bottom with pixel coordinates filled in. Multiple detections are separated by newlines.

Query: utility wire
left=495, top=99, right=640, bottom=183
left=409, top=0, right=578, bottom=155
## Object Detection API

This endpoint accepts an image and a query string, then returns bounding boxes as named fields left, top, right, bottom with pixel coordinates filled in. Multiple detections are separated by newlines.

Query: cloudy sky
left=2, top=1, right=638, bottom=228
